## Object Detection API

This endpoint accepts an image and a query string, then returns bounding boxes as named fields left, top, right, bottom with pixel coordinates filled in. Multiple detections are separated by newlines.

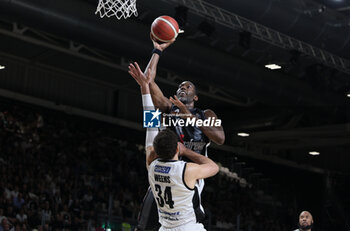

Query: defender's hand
left=128, top=62, right=152, bottom=87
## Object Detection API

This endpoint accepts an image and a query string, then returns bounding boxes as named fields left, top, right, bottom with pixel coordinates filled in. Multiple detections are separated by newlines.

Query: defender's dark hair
left=153, top=129, right=178, bottom=160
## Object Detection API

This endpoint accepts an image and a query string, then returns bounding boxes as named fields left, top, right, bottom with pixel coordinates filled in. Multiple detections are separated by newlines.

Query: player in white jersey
left=128, top=62, right=219, bottom=231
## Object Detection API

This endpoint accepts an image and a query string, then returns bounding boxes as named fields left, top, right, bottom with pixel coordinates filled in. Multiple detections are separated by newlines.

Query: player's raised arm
left=143, top=36, right=175, bottom=113
left=178, top=143, right=219, bottom=189
left=128, top=61, right=159, bottom=168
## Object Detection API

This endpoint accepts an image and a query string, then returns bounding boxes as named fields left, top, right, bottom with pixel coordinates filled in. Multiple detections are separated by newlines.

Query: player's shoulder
left=204, top=109, right=215, bottom=113
left=203, top=109, right=218, bottom=117
left=148, top=157, right=158, bottom=167
left=185, top=162, right=201, bottom=172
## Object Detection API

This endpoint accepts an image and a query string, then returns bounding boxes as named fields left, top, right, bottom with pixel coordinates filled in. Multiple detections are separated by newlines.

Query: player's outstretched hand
left=151, top=33, right=176, bottom=51
left=169, top=95, right=192, bottom=119
left=128, top=62, right=152, bottom=88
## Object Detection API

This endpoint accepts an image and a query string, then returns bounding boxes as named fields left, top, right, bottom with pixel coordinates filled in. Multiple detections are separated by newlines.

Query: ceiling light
left=265, top=64, right=281, bottom=70
left=309, top=151, right=320, bottom=156
left=0, top=65, right=5, bottom=70
left=237, top=133, right=250, bottom=137
left=347, top=93, right=350, bottom=98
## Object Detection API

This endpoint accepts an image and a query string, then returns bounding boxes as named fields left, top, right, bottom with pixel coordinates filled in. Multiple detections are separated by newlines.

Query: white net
left=95, top=0, right=138, bottom=19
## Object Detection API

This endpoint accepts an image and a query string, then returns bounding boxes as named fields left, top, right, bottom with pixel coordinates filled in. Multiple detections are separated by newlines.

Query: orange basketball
left=151, top=16, right=180, bottom=43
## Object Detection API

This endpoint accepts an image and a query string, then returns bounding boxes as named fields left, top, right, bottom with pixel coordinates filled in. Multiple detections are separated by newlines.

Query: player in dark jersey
left=131, top=36, right=225, bottom=231
left=128, top=61, right=219, bottom=230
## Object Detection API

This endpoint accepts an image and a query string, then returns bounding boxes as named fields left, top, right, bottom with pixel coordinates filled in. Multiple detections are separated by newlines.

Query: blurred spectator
left=0, top=208, right=5, bottom=224
left=13, top=193, right=24, bottom=210
left=40, top=201, right=52, bottom=227
left=0, top=218, right=13, bottom=231
left=15, top=208, right=27, bottom=225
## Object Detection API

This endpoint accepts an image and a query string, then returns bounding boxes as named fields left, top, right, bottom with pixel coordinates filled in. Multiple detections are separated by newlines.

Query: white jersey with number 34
left=148, top=159, right=198, bottom=229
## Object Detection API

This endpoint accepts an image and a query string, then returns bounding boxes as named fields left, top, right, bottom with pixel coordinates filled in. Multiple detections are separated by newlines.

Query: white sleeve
left=142, top=94, right=158, bottom=148
left=142, top=94, right=155, bottom=111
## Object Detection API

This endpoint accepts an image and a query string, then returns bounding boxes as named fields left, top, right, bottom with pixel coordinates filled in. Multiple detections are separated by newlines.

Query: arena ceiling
left=0, top=0, right=349, bottom=174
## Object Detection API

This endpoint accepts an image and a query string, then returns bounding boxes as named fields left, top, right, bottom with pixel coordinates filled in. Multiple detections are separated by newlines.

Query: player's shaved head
left=179, top=80, right=197, bottom=95
left=176, top=81, right=198, bottom=105
left=179, top=81, right=196, bottom=93
left=298, top=211, right=313, bottom=230
left=299, top=211, right=313, bottom=219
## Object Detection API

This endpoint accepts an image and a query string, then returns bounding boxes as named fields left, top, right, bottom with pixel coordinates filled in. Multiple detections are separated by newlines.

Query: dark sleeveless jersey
left=168, top=105, right=210, bottom=157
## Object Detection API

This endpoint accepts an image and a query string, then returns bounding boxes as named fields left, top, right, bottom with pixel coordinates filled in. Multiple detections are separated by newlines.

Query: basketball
left=151, top=16, right=180, bottom=43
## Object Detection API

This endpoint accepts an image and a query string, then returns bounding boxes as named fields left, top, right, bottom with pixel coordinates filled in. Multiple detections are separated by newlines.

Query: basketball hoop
left=95, top=0, right=138, bottom=19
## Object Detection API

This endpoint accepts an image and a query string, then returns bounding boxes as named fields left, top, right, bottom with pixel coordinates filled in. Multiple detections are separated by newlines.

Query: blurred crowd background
left=0, top=98, right=347, bottom=231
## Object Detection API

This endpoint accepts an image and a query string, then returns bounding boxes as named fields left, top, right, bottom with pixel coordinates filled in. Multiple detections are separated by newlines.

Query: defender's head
left=298, top=211, right=313, bottom=230
left=176, top=81, right=198, bottom=105
left=153, top=129, right=179, bottom=160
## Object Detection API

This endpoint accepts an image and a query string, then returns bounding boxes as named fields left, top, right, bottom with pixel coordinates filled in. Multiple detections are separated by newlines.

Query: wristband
left=152, top=48, right=162, bottom=56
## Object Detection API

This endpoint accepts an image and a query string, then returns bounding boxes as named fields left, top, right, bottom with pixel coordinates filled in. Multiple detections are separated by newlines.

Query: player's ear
left=193, top=95, right=198, bottom=102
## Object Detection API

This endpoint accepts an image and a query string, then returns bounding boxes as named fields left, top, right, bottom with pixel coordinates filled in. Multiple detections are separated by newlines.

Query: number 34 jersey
left=148, top=159, right=197, bottom=228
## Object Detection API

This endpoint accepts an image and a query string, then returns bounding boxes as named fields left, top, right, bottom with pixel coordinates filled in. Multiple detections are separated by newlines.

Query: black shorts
left=135, top=187, right=208, bottom=231
left=135, top=187, right=160, bottom=231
